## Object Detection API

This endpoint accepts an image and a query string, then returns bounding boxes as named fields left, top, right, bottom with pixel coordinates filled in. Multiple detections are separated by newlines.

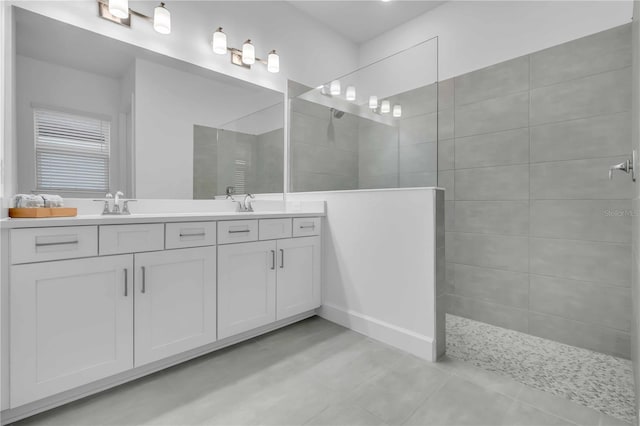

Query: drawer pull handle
left=124, top=269, right=129, bottom=297
left=280, top=249, right=284, bottom=269
left=271, top=250, right=276, bottom=270
left=141, top=266, right=146, bottom=294
left=180, top=232, right=206, bottom=237
left=35, top=240, right=79, bottom=247
left=299, top=224, right=315, bottom=229
left=228, top=229, right=251, bottom=234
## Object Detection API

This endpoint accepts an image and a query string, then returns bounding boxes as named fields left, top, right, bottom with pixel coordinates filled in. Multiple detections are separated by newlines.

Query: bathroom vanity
left=0, top=208, right=323, bottom=421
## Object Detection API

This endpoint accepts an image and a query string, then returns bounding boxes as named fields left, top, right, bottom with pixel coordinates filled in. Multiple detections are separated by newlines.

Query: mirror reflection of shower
left=328, top=108, right=345, bottom=142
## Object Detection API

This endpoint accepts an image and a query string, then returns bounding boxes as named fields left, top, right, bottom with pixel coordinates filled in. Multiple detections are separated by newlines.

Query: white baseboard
left=317, top=303, right=435, bottom=361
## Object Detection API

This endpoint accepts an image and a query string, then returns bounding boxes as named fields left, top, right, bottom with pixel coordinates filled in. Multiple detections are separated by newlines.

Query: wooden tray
left=9, top=208, right=78, bottom=218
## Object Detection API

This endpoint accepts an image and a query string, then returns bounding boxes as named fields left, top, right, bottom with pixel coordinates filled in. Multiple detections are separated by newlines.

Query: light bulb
left=381, top=100, right=390, bottom=114
left=153, top=3, right=171, bottom=35
left=108, top=0, right=129, bottom=19
left=369, top=95, right=378, bottom=109
left=346, top=86, right=356, bottom=101
left=242, top=40, right=255, bottom=65
left=267, top=50, right=280, bottom=73
left=212, top=28, right=227, bottom=55
left=330, top=80, right=341, bottom=96
left=393, top=104, right=402, bottom=117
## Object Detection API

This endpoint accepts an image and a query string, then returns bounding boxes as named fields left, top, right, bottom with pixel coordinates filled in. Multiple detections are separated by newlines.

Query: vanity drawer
left=292, top=217, right=321, bottom=237
left=217, top=220, right=258, bottom=244
left=99, top=224, right=164, bottom=255
left=259, top=219, right=292, bottom=240
left=10, top=226, right=98, bottom=264
left=166, top=222, right=217, bottom=249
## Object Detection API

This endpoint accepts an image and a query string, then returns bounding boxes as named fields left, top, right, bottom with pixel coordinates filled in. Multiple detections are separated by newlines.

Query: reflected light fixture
left=330, top=80, right=341, bottom=96
left=153, top=3, right=171, bottom=34
left=242, top=40, right=256, bottom=65
left=393, top=104, right=402, bottom=117
left=369, top=95, right=378, bottom=109
left=346, top=86, right=356, bottom=101
left=381, top=100, right=391, bottom=114
left=100, top=0, right=170, bottom=35
left=212, top=28, right=227, bottom=54
left=267, top=50, right=280, bottom=73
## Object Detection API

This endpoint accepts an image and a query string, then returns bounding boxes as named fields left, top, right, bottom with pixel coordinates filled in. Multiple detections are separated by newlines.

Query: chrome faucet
left=241, top=194, right=255, bottom=212
left=113, top=191, right=124, bottom=213
left=93, top=191, right=136, bottom=215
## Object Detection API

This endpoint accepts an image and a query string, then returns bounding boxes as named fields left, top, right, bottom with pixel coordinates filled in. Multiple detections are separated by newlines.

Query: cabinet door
left=276, top=236, right=321, bottom=320
left=218, top=241, right=276, bottom=339
left=10, top=255, right=133, bottom=408
left=134, top=246, right=217, bottom=367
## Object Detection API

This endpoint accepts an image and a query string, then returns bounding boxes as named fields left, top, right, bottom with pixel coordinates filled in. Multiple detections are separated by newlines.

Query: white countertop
left=1, top=210, right=325, bottom=229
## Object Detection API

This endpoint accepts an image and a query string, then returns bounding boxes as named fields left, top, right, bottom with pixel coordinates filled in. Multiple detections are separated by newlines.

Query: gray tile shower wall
left=439, top=24, right=634, bottom=358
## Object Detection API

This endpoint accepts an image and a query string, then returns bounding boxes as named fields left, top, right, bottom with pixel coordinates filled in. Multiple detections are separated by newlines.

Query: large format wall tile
left=448, top=294, right=529, bottom=332
left=399, top=113, right=438, bottom=145
left=292, top=171, right=357, bottom=192
left=529, top=237, right=631, bottom=286
left=438, top=108, right=454, bottom=140
left=530, top=112, right=631, bottom=163
left=358, top=145, right=398, bottom=177
left=529, top=274, right=631, bottom=331
left=292, top=143, right=358, bottom=176
left=448, top=232, right=529, bottom=272
left=438, top=78, right=454, bottom=111
left=438, top=170, right=454, bottom=201
left=455, top=92, right=529, bottom=138
left=530, top=24, right=632, bottom=88
left=530, top=157, right=633, bottom=200
left=399, top=171, right=438, bottom=188
left=455, top=56, right=529, bottom=106
left=454, top=201, right=529, bottom=235
left=530, top=199, right=632, bottom=243
left=399, top=142, right=437, bottom=173
left=452, top=263, right=529, bottom=309
left=529, top=312, right=630, bottom=358
left=530, top=67, right=631, bottom=126
left=455, top=128, right=529, bottom=169
left=359, top=173, right=398, bottom=189
left=455, top=165, right=529, bottom=201
left=438, top=139, right=454, bottom=171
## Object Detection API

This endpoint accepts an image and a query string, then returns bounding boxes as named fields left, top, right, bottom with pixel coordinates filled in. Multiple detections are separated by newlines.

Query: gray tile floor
left=12, top=317, right=630, bottom=426
left=446, top=314, right=635, bottom=424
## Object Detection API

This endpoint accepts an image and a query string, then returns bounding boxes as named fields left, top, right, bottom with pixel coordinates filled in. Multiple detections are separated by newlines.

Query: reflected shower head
left=330, top=108, right=345, bottom=119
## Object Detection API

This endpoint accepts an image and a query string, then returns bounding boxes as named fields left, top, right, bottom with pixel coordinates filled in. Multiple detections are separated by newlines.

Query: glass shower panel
left=289, top=37, right=438, bottom=192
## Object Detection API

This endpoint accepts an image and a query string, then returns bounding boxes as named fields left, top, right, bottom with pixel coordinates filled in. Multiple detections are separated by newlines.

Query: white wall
left=289, top=188, right=441, bottom=360
left=134, top=58, right=282, bottom=199
left=359, top=0, right=633, bottom=80
left=14, top=55, right=123, bottom=195
left=9, top=1, right=359, bottom=92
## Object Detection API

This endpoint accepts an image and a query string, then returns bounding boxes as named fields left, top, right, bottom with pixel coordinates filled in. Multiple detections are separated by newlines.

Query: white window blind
left=234, top=159, right=247, bottom=194
left=34, top=108, right=111, bottom=194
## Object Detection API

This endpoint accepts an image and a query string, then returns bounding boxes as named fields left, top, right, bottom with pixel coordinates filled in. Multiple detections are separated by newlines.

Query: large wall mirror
left=289, top=38, right=438, bottom=192
left=13, top=7, right=284, bottom=200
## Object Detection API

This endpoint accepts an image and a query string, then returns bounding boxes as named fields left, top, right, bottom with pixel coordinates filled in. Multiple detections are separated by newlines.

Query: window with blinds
left=234, top=159, right=247, bottom=194
left=34, top=108, right=111, bottom=194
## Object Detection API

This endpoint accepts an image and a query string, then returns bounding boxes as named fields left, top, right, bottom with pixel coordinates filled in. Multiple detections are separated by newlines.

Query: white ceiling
left=287, top=1, right=446, bottom=44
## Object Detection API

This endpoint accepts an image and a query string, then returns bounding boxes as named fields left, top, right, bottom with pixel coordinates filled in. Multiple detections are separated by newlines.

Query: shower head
left=330, top=108, right=345, bottom=119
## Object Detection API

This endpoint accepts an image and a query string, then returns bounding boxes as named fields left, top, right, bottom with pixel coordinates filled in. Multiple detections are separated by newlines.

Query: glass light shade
left=267, top=50, right=280, bottom=73
left=330, top=80, right=341, bottom=96
left=369, top=95, right=378, bottom=109
left=393, top=104, right=402, bottom=117
left=242, top=40, right=255, bottom=65
left=346, top=86, right=356, bottom=101
left=153, top=3, right=171, bottom=35
left=212, top=28, right=227, bottom=55
left=109, top=0, right=129, bottom=19
left=381, top=100, right=391, bottom=114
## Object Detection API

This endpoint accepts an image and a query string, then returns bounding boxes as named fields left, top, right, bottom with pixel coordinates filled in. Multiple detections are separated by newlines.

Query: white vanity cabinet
left=217, top=231, right=321, bottom=339
left=134, top=246, right=217, bottom=366
left=10, top=255, right=134, bottom=408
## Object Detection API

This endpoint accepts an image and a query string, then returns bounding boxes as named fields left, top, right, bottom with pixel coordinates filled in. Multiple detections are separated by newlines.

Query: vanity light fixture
left=215, top=29, right=280, bottom=73
left=393, top=104, right=402, bottom=117
left=381, top=100, right=391, bottom=114
left=369, top=95, right=378, bottom=109
left=99, top=0, right=171, bottom=35
left=346, top=86, right=356, bottom=101
left=330, top=80, right=341, bottom=96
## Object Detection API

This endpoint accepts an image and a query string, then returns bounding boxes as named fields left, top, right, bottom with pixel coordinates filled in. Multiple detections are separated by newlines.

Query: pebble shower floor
left=446, top=314, right=636, bottom=423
